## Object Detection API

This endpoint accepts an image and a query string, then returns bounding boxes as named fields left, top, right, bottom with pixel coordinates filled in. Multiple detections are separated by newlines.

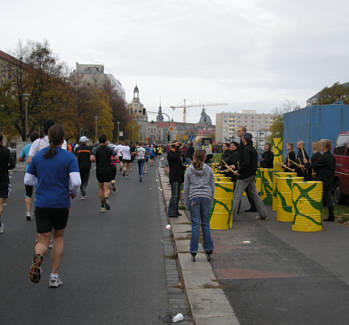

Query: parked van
left=333, top=131, right=349, bottom=203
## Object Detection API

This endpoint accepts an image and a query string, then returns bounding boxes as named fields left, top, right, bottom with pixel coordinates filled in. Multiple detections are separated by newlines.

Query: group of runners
left=0, top=120, right=164, bottom=288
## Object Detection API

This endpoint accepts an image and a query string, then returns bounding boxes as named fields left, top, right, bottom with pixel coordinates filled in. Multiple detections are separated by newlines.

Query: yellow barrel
left=260, top=168, right=277, bottom=205
left=272, top=138, right=283, bottom=170
left=276, top=177, right=304, bottom=222
left=256, top=168, right=262, bottom=194
left=272, top=172, right=297, bottom=211
left=210, top=182, right=234, bottom=230
left=292, top=181, right=323, bottom=232
left=214, top=176, right=231, bottom=182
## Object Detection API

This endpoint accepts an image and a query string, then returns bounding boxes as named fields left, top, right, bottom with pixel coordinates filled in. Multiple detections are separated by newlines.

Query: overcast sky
left=2, top=0, right=349, bottom=123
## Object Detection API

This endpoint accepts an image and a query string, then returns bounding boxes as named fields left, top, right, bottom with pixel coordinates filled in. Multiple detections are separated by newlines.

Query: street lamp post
left=116, top=121, right=120, bottom=143
left=23, top=93, right=30, bottom=141
left=95, top=116, right=99, bottom=144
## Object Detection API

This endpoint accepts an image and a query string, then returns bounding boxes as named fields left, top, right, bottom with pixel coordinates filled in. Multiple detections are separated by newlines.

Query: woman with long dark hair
left=184, top=149, right=215, bottom=262
left=25, top=124, right=81, bottom=287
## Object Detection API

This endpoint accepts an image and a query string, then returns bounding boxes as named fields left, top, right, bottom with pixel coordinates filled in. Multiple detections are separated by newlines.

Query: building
left=198, top=108, right=212, bottom=126
left=215, top=110, right=274, bottom=147
left=0, top=50, right=23, bottom=84
left=73, top=63, right=125, bottom=99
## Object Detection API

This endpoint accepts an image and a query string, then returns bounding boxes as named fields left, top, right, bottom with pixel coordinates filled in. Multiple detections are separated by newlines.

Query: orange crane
left=170, top=99, right=228, bottom=123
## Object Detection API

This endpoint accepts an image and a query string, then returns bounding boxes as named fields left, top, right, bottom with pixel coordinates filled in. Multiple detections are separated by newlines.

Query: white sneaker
left=0, top=223, right=4, bottom=234
left=49, top=275, right=63, bottom=288
left=100, top=206, right=106, bottom=213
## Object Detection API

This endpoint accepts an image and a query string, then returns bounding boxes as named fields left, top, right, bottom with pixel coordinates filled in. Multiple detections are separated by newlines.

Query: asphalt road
left=211, top=199, right=349, bottom=325
left=0, top=163, right=168, bottom=324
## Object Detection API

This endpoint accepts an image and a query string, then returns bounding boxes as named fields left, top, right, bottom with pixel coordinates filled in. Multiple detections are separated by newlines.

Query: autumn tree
left=317, top=82, right=349, bottom=105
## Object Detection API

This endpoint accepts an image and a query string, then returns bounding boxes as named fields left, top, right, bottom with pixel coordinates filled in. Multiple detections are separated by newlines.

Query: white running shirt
left=29, top=136, right=67, bottom=157
left=120, top=145, right=131, bottom=160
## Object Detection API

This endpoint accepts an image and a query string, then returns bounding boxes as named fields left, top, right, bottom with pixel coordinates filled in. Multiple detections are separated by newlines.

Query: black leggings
left=80, top=168, right=90, bottom=191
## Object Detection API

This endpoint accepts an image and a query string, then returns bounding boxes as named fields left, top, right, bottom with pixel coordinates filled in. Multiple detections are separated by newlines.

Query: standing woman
left=184, top=150, right=215, bottom=262
left=25, top=124, right=81, bottom=287
left=303, top=139, right=336, bottom=222
left=309, top=141, right=321, bottom=179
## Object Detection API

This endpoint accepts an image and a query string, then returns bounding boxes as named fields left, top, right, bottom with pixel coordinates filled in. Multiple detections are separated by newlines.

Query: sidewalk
left=158, top=165, right=239, bottom=325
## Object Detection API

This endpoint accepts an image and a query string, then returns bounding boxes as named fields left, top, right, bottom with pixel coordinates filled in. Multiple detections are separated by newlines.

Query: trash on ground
left=172, top=313, right=184, bottom=322
left=242, top=240, right=251, bottom=244
left=165, top=224, right=171, bottom=230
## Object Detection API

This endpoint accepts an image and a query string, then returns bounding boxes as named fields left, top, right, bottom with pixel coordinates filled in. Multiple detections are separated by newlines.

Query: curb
left=158, top=166, right=240, bottom=325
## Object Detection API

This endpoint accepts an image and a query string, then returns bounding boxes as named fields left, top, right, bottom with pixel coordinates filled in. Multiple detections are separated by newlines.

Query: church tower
left=156, top=103, right=164, bottom=122
left=128, top=85, right=148, bottom=121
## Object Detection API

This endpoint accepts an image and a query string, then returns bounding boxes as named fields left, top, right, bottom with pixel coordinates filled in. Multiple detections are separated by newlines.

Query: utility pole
left=95, top=116, right=99, bottom=144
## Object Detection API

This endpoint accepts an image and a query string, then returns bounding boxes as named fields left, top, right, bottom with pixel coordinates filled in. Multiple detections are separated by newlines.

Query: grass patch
left=178, top=205, right=185, bottom=210
left=324, top=203, right=349, bottom=223
left=176, top=235, right=192, bottom=240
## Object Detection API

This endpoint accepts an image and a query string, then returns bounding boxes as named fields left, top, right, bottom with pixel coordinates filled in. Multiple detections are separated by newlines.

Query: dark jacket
left=297, top=149, right=311, bottom=178
left=260, top=150, right=274, bottom=168
left=238, top=144, right=257, bottom=180
left=219, top=150, right=231, bottom=169
left=309, top=151, right=322, bottom=178
left=75, top=144, right=91, bottom=170
left=167, top=149, right=185, bottom=183
left=185, top=145, right=194, bottom=159
left=225, top=150, right=240, bottom=182
left=285, top=150, right=297, bottom=171
left=0, top=145, right=16, bottom=183
left=307, top=151, right=336, bottom=191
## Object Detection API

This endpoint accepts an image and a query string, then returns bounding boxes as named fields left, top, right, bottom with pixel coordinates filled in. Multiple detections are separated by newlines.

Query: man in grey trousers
left=232, top=133, right=268, bottom=221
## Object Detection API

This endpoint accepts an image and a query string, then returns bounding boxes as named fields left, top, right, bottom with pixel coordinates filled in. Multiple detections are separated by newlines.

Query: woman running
left=184, top=149, right=215, bottom=262
left=25, top=124, right=81, bottom=287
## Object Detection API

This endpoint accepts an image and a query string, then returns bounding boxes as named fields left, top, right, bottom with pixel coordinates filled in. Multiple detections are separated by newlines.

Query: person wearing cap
left=75, top=136, right=91, bottom=199
left=232, top=133, right=268, bottom=221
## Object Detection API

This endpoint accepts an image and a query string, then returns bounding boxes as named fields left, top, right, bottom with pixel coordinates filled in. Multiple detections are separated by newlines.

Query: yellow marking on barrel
left=292, top=181, right=323, bottom=232
left=272, top=172, right=297, bottom=211
left=276, top=177, right=304, bottom=222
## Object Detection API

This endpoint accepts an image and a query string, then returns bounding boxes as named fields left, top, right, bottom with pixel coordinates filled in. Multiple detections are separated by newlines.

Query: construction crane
left=170, top=99, right=228, bottom=123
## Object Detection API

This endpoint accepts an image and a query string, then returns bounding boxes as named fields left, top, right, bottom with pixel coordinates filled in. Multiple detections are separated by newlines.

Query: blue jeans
left=137, top=159, right=145, bottom=176
left=189, top=197, right=214, bottom=254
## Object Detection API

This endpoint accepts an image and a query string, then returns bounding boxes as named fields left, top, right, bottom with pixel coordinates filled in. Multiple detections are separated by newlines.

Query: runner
left=0, top=134, right=16, bottom=233
left=135, top=143, right=146, bottom=182
left=110, top=143, right=117, bottom=192
left=27, top=120, right=67, bottom=164
left=19, top=133, right=39, bottom=220
left=116, top=142, right=123, bottom=172
left=91, top=134, right=114, bottom=212
left=149, top=145, right=155, bottom=167
left=25, top=124, right=81, bottom=286
left=74, top=136, right=91, bottom=199
left=120, top=141, right=132, bottom=177
left=144, top=144, right=151, bottom=173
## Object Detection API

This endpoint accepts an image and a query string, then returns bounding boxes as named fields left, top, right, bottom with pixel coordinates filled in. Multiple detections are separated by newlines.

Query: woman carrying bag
left=184, top=150, right=215, bottom=262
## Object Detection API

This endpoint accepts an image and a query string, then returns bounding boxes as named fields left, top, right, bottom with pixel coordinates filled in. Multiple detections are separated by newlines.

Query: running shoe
left=103, top=198, right=111, bottom=210
left=100, top=206, right=106, bottom=213
left=80, top=196, right=86, bottom=200
left=122, top=172, right=125, bottom=177
left=29, top=254, right=43, bottom=283
left=49, top=274, right=63, bottom=288
left=0, top=222, right=4, bottom=234
left=139, top=177, right=142, bottom=182
left=26, top=215, right=32, bottom=221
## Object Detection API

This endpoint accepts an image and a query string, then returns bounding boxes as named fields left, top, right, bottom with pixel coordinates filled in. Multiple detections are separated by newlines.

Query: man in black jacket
left=232, top=133, right=268, bottom=221
left=0, top=134, right=16, bottom=233
left=260, top=143, right=274, bottom=168
left=167, top=142, right=185, bottom=217
left=75, top=136, right=91, bottom=199
left=237, top=126, right=257, bottom=212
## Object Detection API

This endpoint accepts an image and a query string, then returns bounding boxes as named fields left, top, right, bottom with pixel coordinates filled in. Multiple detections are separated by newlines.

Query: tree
left=317, top=82, right=349, bottom=105
left=267, top=115, right=283, bottom=144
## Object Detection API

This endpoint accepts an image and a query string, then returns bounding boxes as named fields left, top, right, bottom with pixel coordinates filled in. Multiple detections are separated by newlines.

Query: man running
left=25, top=124, right=81, bottom=287
left=19, top=133, right=39, bottom=220
left=91, top=135, right=114, bottom=212
left=0, top=134, right=16, bottom=233
left=120, top=141, right=132, bottom=177
left=135, top=143, right=146, bottom=182
left=74, top=136, right=91, bottom=199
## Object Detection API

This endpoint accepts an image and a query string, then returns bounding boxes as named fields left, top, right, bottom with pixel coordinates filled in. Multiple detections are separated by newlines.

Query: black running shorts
left=122, top=159, right=132, bottom=163
left=96, top=167, right=112, bottom=183
left=25, top=185, right=33, bottom=198
left=35, top=207, right=69, bottom=233
left=0, top=182, right=9, bottom=199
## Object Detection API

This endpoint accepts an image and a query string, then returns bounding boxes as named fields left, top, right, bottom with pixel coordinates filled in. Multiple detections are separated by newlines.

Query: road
left=0, top=163, right=169, bottom=324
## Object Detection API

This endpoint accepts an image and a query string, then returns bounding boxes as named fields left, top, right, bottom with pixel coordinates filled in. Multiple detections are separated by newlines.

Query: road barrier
left=272, top=172, right=297, bottom=211
left=272, top=138, right=283, bottom=170
left=209, top=182, right=234, bottom=230
left=292, top=181, right=323, bottom=232
left=276, top=177, right=304, bottom=222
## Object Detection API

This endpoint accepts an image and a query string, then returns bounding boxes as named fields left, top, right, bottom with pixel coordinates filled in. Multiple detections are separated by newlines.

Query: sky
left=2, top=0, right=349, bottom=123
